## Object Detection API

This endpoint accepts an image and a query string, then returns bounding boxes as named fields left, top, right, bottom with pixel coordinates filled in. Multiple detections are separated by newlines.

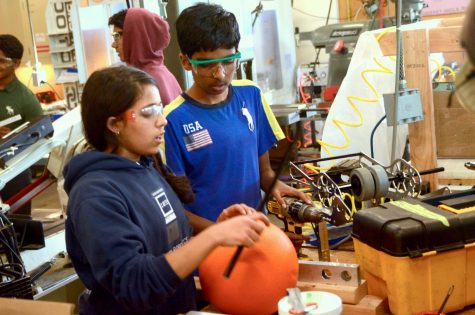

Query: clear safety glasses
left=121, top=103, right=164, bottom=122
left=0, top=57, right=14, bottom=67
left=111, top=31, right=123, bottom=43
left=188, top=51, right=241, bottom=78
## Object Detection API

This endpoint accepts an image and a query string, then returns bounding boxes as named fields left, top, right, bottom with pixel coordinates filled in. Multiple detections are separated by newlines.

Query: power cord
left=0, top=212, right=25, bottom=275
left=370, top=115, right=387, bottom=158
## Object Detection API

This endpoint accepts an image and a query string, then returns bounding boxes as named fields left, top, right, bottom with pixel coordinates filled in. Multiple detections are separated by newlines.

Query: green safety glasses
left=188, top=52, right=241, bottom=78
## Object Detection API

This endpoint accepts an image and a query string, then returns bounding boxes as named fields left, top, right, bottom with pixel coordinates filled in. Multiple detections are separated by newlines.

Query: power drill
left=267, top=197, right=329, bottom=234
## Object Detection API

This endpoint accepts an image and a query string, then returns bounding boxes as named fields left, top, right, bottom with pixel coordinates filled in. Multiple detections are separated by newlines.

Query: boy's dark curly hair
left=108, top=9, right=127, bottom=29
left=0, top=34, right=23, bottom=59
left=176, top=3, right=240, bottom=57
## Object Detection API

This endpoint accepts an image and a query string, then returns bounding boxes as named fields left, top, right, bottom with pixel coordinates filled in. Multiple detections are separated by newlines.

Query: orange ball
left=198, top=223, right=299, bottom=315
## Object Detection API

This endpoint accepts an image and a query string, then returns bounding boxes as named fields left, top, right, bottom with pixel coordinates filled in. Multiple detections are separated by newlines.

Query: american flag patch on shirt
left=184, top=129, right=213, bottom=151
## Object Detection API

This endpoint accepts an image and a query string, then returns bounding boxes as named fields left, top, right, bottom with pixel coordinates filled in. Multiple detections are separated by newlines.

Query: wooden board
left=299, top=280, right=368, bottom=305
left=199, top=284, right=389, bottom=315
left=434, top=91, right=475, bottom=158
left=377, top=24, right=463, bottom=56
left=338, top=0, right=395, bottom=22
left=338, top=0, right=464, bottom=24
left=403, top=28, right=439, bottom=190
left=439, top=178, right=475, bottom=186
left=342, top=295, right=389, bottom=315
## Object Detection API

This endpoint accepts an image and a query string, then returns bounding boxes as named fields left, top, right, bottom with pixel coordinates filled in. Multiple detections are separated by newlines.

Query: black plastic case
left=352, top=195, right=475, bottom=257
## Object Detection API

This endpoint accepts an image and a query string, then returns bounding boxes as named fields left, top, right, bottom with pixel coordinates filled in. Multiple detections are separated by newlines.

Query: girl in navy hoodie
left=63, top=65, right=269, bottom=315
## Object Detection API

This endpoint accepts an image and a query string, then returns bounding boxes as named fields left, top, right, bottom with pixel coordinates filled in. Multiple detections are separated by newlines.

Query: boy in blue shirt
left=164, top=3, right=311, bottom=232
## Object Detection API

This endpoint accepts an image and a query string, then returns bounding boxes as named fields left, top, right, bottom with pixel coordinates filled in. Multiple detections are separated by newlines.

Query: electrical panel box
left=383, top=88, right=423, bottom=126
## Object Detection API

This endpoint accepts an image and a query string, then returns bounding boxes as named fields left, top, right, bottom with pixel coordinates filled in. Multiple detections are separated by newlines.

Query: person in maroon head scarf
left=109, top=8, right=182, bottom=106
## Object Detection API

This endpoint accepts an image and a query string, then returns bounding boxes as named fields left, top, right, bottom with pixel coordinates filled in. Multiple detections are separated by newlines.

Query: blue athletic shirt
left=163, top=80, right=284, bottom=221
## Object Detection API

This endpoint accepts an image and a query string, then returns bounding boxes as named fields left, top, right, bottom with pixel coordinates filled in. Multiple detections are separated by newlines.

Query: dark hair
left=176, top=3, right=240, bottom=57
left=0, top=34, right=24, bottom=59
left=151, top=155, right=195, bottom=204
left=108, top=9, right=127, bottom=29
left=81, top=65, right=194, bottom=203
left=81, top=65, right=152, bottom=151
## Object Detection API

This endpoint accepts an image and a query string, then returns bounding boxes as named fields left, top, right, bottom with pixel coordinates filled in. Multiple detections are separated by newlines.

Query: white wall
left=250, top=0, right=298, bottom=104
left=0, top=0, right=49, bottom=66
left=292, top=0, right=340, bottom=65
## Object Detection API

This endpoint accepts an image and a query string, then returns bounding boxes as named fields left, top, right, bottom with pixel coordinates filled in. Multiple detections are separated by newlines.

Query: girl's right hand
left=216, top=203, right=255, bottom=222
left=206, top=212, right=270, bottom=248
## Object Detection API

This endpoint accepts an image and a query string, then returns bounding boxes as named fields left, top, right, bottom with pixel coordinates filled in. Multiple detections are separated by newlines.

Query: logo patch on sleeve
left=183, top=129, right=213, bottom=151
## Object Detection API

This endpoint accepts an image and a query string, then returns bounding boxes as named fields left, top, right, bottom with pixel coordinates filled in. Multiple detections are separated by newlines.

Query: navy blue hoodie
left=63, top=151, right=196, bottom=315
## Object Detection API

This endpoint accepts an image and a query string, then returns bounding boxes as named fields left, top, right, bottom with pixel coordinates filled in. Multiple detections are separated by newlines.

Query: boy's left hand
left=272, top=180, right=312, bottom=208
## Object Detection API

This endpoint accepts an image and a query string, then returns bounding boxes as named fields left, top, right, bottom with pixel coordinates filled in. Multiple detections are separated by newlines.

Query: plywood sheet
left=434, top=91, right=475, bottom=157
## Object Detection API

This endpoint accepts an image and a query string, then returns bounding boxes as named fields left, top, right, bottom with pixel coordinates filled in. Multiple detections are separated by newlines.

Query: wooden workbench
left=197, top=239, right=475, bottom=315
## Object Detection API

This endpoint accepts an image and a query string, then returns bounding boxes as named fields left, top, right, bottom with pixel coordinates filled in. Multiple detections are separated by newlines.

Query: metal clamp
left=298, top=260, right=361, bottom=287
